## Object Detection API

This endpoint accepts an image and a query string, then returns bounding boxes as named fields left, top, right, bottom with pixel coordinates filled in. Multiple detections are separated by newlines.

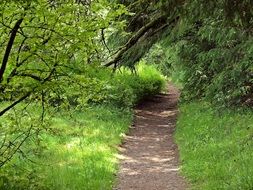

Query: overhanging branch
left=104, top=15, right=179, bottom=67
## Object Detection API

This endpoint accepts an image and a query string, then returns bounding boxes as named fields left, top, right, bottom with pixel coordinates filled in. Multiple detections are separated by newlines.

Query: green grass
left=175, top=101, right=253, bottom=190
left=43, top=106, right=132, bottom=190
left=0, top=105, right=132, bottom=190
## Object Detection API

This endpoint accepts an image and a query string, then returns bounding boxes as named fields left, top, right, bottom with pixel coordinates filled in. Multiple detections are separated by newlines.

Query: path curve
left=114, top=83, right=188, bottom=190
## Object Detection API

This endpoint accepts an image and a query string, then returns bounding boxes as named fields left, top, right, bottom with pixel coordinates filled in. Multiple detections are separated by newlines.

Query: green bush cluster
left=116, top=62, right=166, bottom=103
left=94, top=62, right=165, bottom=107
left=46, top=62, right=166, bottom=109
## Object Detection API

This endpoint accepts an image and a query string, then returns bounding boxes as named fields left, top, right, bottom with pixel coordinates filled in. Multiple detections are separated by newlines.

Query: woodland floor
left=114, top=83, right=189, bottom=190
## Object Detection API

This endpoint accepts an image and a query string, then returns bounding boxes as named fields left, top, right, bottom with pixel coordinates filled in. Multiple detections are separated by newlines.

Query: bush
left=48, top=62, right=166, bottom=109
left=116, top=61, right=166, bottom=103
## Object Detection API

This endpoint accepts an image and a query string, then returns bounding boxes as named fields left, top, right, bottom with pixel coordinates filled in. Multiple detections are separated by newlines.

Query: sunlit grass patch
left=0, top=105, right=132, bottom=190
left=41, top=106, right=131, bottom=190
left=176, top=101, right=253, bottom=190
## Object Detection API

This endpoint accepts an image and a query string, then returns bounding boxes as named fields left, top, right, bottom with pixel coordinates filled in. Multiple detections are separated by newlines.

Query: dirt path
left=114, top=83, right=188, bottom=190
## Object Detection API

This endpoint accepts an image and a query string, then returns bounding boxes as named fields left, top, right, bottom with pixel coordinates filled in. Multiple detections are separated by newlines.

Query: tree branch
left=0, top=18, right=24, bottom=82
left=0, top=63, right=57, bottom=117
left=104, top=15, right=174, bottom=67
left=0, top=92, right=31, bottom=117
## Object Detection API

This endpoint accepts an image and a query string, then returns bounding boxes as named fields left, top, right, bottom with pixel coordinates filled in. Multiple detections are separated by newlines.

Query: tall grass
left=176, top=101, right=253, bottom=190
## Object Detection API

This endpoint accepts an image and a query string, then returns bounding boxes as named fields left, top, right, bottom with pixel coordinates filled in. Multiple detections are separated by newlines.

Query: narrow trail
left=114, top=83, right=188, bottom=190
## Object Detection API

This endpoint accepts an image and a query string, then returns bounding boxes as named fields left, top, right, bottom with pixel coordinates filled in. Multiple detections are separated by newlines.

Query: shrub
left=116, top=61, right=166, bottom=103
left=50, top=62, right=166, bottom=109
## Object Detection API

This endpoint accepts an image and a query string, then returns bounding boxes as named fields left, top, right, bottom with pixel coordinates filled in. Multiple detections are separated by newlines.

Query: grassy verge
left=175, top=101, right=253, bottom=190
left=0, top=105, right=133, bottom=190
left=0, top=63, right=166, bottom=190
left=43, top=106, right=131, bottom=190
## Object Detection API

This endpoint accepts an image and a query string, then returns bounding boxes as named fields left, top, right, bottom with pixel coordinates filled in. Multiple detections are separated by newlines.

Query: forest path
left=114, top=83, right=188, bottom=190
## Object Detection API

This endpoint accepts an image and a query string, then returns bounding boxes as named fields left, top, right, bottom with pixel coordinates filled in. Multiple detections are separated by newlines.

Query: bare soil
left=114, top=83, right=188, bottom=190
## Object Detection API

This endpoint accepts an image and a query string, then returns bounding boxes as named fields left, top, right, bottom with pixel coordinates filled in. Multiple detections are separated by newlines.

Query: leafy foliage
left=0, top=0, right=127, bottom=107
left=159, top=0, right=253, bottom=106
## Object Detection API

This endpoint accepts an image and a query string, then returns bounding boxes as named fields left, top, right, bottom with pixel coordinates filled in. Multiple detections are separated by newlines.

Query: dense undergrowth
left=175, top=101, right=253, bottom=190
left=0, top=63, right=165, bottom=190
